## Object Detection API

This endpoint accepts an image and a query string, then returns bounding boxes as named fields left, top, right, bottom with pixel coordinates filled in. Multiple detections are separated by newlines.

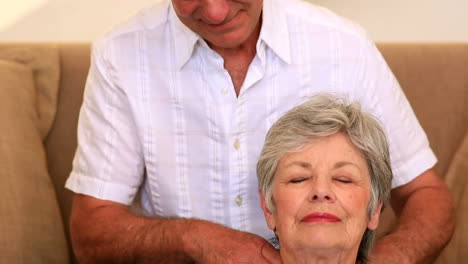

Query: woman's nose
left=200, top=0, right=230, bottom=24
left=309, top=180, right=336, bottom=203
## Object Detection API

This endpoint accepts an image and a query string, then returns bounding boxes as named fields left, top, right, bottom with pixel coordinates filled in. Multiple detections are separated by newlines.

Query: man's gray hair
left=256, top=93, right=393, bottom=263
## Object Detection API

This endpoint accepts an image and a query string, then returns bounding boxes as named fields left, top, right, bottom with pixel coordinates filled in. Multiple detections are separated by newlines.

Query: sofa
left=0, top=43, right=467, bottom=264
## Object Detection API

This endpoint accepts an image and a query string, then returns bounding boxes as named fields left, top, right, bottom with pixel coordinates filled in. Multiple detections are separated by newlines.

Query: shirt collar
left=169, top=0, right=292, bottom=69
left=259, top=0, right=291, bottom=64
left=169, top=1, right=201, bottom=70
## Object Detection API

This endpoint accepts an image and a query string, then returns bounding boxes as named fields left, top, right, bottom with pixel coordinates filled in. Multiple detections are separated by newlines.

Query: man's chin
left=205, top=36, right=251, bottom=50
left=201, top=28, right=254, bottom=49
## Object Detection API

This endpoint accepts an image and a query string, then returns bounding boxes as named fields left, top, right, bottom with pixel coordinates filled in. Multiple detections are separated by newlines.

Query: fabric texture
left=43, top=44, right=91, bottom=264
left=0, top=44, right=60, bottom=139
left=0, top=60, right=69, bottom=262
left=435, top=132, right=468, bottom=263
left=66, top=0, right=436, bottom=240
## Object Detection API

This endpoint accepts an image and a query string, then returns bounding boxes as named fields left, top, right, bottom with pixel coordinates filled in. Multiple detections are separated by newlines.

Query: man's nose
left=200, top=0, right=230, bottom=24
left=308, top=179, right=336, bottom=203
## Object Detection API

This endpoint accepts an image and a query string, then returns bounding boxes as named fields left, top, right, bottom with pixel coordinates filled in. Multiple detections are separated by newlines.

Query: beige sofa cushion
left=435, top=132, right=468, bottom=263
left=0, top=45, right=60, bottom=139
left=0, top=60, right=69, bottom=263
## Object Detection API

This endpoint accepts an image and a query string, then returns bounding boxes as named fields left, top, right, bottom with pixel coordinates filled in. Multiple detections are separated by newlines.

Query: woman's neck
left=280, top=247, right=357, bottom=264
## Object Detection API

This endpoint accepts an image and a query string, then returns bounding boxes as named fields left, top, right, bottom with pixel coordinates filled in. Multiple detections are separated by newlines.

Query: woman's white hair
left=256, top=93, right=393, bottom=263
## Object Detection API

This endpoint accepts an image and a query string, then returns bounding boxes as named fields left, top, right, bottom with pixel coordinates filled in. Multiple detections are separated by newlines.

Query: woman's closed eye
left=290, top=177, right=308, bottom=184
left=334, top=177, right=352, bottom=183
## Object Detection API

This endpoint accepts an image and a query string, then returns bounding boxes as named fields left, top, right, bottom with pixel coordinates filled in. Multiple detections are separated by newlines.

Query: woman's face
left=261, top=133, right=381, bottom=256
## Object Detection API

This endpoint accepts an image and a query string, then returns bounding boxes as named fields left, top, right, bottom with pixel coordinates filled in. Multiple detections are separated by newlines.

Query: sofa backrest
left=44, top=44, right=90, bottom=263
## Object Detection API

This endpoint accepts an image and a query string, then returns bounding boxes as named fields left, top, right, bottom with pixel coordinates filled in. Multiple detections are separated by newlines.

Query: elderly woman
left=257, top=94, right=393, bottom=264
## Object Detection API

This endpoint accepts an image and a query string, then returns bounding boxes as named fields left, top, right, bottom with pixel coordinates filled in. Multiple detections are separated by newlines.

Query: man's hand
left=184, top=220, right=282, bottom=264
left=369, top=169, right=455, bottom=263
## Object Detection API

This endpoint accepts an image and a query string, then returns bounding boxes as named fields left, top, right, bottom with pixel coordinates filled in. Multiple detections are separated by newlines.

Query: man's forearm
left=70, top=195, right=197, bottom=263
left=70, top=194, right=281, bottom=264
left=371, top=170, right=455, bottom=263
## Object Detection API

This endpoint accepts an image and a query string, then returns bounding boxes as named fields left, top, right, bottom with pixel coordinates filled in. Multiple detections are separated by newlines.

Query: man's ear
left=259, top=189, right=276, bottom=230
left=367, top=202, right=383, bottom=230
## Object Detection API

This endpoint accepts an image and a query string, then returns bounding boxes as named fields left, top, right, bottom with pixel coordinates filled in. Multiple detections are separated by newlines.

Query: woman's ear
left=259, top=189, right=276, bottom=230
left=367, top=202, right=383, bottom=230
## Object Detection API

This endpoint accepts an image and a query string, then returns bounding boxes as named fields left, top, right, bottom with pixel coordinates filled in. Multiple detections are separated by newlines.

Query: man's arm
left=369, top=168, right=455, bottom=263
left=70, top=194, right=282, bottom=264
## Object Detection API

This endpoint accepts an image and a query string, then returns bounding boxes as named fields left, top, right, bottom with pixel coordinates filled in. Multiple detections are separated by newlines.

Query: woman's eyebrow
left=334, top=161, right=356, bottom=169
left=284, top=161, right=361, bottom=171
left=285, top=161, right=311, bottom=169
left=333, top=161, right=364, bottom=175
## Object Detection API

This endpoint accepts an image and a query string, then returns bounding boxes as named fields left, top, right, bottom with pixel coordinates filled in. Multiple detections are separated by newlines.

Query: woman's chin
left=282, top=229, right=352, bottom=253
left=280, top=236, right=358, bottom=264
left=294, top=239, right=344, bottom=252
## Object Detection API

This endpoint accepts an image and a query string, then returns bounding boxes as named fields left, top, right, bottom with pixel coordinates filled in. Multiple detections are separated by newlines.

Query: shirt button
left=221, top=88, right=229, bottom=95
left=235, top=195, right=243, bottom=207
left=234, top=139, right=240, bottom=150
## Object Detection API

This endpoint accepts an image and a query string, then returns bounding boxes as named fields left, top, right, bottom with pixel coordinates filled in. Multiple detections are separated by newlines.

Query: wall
left=0, top=0, right=156, bottom=42
left=1, top=0, right=467, bottom=42
left=313, top=0, right=468, bottom=42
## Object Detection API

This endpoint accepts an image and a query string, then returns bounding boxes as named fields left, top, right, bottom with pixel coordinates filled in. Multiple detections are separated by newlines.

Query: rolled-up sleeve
left=65, top=40, right=144, bottom=205
left=359, top=38, right=437, bottom=188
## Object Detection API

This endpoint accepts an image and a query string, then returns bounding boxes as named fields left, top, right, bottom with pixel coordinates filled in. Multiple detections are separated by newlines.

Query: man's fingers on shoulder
left=260, top=241, right=282, bottom=264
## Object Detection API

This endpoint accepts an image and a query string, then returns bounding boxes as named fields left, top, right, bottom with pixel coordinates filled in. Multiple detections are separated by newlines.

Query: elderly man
left=66, top=0, right=454, bottom=263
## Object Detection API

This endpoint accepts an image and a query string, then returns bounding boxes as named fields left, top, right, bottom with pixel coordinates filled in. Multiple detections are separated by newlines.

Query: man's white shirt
left=66, top=0, right=436, bottom=239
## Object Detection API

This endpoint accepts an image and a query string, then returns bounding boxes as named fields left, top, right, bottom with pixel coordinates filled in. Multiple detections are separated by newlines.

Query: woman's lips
left=301, top=212, right=341, bottom=223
